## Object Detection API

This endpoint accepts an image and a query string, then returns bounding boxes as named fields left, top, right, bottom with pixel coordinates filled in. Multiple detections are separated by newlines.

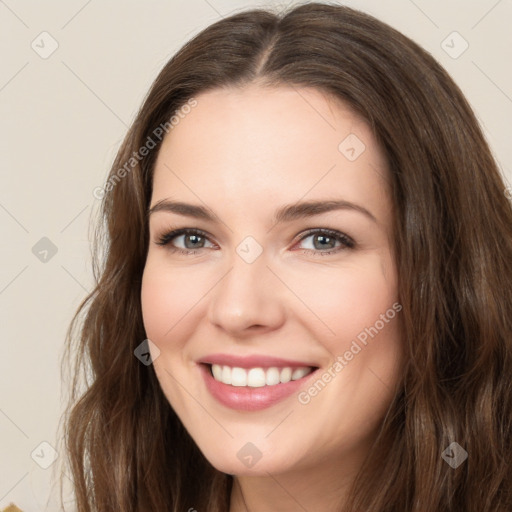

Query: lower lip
left=199, top=364, right=317, bottom=411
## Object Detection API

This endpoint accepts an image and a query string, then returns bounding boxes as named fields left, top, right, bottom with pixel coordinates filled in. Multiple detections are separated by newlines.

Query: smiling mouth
left=206, top=363, right=317, bottom=387
left=198, top=360, right=320, bottom=411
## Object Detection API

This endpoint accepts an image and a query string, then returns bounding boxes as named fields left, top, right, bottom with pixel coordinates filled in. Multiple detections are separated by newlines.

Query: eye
left=294, top=228, right=355, bottom=256
left=155, top=228, right=215, bottom=255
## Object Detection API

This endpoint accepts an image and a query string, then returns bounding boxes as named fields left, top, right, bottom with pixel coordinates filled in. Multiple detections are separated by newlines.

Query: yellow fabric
left=2, top=505, right=23, bottom=512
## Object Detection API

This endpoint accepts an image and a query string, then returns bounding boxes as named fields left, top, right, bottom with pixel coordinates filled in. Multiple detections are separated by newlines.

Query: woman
left=61, top=2, right=512, bottom=510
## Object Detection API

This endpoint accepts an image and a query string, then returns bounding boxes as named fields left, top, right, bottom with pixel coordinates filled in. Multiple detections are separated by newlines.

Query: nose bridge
left=207, top=240, right=286, bottom=332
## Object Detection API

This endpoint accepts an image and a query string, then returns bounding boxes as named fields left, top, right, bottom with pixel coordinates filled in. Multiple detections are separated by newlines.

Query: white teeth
left=280, top=367, right=292, bottom=383
left=231, top=367, right=247, bottom=387
left=291, top=367, right=310, bottom=380
left=247, top=368, right=266, bottom=387
left=265, top=367, right=280, bottom=386
left=221, top=365, right=231, bottom=385
left=212, top=364, right=223, bottom=381
left=209, top=364, right=313, bottom=387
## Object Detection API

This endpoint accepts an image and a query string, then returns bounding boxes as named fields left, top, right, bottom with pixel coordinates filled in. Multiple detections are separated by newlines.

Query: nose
left=206, top=247, right=287, bottom=336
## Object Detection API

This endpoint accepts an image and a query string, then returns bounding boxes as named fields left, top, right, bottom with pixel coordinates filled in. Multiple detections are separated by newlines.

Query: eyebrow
left=148, top=198, right=377, bottom=225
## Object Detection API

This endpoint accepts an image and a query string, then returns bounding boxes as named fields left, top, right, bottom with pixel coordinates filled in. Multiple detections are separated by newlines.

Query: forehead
left=151, top=85, right=390, bottom=222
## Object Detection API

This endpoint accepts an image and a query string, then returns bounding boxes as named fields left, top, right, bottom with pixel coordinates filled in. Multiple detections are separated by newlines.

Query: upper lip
left=197, top=353, right=318, bottom=369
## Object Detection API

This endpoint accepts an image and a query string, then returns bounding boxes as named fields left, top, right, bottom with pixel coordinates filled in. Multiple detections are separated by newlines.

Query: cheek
left=140, top=259, right=199, bottom=347
left=140, top=260, right=205, bottom=408
left=288, top=254, right=398, bottom=349
left=140, top=268, right=172, bottom=342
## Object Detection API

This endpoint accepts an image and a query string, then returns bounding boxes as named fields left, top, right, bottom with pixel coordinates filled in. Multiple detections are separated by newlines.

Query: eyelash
left=154, top=227, right=355, bottom=256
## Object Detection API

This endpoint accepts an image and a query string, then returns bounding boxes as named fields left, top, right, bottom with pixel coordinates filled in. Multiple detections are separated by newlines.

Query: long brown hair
left=60, top=2, right=512, bottom=510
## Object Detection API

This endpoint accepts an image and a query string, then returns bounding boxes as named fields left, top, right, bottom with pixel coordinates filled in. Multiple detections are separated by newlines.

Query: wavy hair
left=60, top=2, right=512, bottom=510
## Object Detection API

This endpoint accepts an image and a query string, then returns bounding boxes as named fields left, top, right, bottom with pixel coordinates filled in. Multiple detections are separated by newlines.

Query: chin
left=194, top=436, right=303, bottom=477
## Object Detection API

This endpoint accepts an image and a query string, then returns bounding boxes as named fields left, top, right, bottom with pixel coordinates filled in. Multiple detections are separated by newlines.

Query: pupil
left=185, top=234, right=203, bottom=249
left=315, top=235, right=334, bottom=250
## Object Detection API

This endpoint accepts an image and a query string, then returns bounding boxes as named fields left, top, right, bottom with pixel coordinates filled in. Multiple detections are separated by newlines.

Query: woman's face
left=141, top=84, right=403, bottom=478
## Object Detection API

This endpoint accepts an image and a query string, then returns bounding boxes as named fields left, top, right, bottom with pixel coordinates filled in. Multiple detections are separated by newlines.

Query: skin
left=141, top=84, right=404, bottom=511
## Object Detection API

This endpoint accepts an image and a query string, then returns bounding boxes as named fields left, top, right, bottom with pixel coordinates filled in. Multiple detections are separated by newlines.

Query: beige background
left=1, top=0, right=511, bottom=509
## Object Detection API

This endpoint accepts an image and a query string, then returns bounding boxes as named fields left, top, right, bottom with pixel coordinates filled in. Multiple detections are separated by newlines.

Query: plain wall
left=1, top=0, right=511, bottom=509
